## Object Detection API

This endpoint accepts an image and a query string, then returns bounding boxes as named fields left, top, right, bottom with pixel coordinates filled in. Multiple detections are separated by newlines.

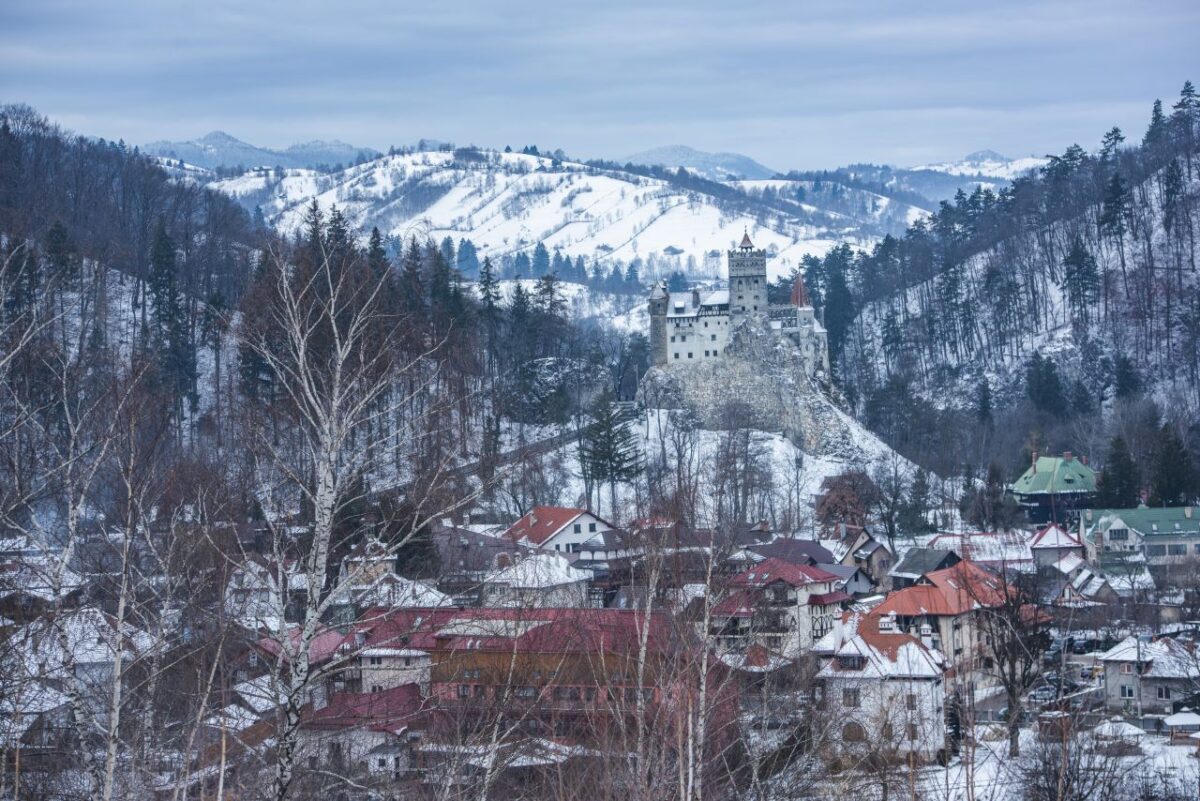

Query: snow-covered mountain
left=622, top=145, right=777, bottom=181
left=144, top=131, right=381, bottom=170
left=912, top=149, right=1048, bottom=181
left=207, top=147, right=930, bottom=280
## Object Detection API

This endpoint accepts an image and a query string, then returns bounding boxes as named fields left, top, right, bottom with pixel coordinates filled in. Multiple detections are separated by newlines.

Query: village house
left=480, top=553, right=593, bottom=608
left=1029, top=523, right=1087, bottom=568
left=1009, top=451, right=1098, bottom=525
left=814, top=613, right=947, bottom=763
left=868, top=560, right=1007, bottom=690
left=1099, top=635, right=1200, bottom=720
left=501, top=506, right=616, bottom=554
left=889, top=548, right=961, bottom=590
left=822, top=525, right=894, bottom=590
left=1082, top=506, right=1200, bottom=567
left=710, top=558, right=849, bottom=658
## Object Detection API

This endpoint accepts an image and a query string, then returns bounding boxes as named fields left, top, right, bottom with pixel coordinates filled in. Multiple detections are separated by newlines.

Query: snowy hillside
left=144, top=131, right=381, bottom=170
left=209, top=148, right=890, bottom=280
left=622, top=145, right=777, bottom=181
left=913, top=149, right=1048, bottom=181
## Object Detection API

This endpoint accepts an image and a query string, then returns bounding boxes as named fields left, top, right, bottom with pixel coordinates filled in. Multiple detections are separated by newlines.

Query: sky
left=1, top=0, right=1196, bottom=171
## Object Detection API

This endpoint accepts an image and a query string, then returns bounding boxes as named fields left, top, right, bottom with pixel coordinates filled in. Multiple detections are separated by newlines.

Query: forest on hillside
left=784, top=84, right=1200, bottom=499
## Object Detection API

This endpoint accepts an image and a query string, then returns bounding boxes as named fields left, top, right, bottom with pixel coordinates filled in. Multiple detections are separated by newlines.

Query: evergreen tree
left=975, top=379, right=993, bottom=425
left=512, top=251, right=531, bottom=278
left=531, top=241, right=550, bottom=276
left=1069, top=379, right=1095, bottom=416
left=579, top=390, right=643, bottom=515
left=1113, top=353, right=1142, bottom=400
left=1025, top=350, right=1068, bottom=418
left=1144, top=98, right=1168, bottom=151
left=366, top=227, right=389, bottom=277
left=148, top=221, right=197, bottom=418
left=1149, top=424, right=1197, bottom=506
left=456, top=238, right=479, bottom=277
left=1096, top=435, right=1140, bottom=507
left=899, top=468, right=932, bottom=534
left=44, top=220, right=75, bottom=288
left=1099, top=173, right=1129, bottom=244
left=478, top=256, right=500, bottom=318
left=439, top=236, right=456, bottom=271
left=820, top=244, right=856, bottom=367
left=1099, top=126, right=1125, bottom=163
left=1060, top=237, right=1099, bottom=324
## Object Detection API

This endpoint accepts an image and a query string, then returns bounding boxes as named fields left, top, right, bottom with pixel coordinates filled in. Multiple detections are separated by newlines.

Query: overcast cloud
left=1, top=0, right=1195, bottom=170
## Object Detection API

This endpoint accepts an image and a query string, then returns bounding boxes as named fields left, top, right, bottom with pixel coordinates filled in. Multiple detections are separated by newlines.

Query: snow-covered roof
left=484, top=553, right=590, bottom=589
left=666, top=290, right=729, bottom=318
left=352, top=573, right=451, bottom=609
left=815, top=614, right=943, bottom=681
left=1099, top=636, right=1200, bottom=679
left=1030, top=524, right=1083, bottom=550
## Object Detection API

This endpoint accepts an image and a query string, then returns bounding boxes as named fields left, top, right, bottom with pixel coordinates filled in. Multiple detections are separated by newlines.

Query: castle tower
left=727, top=231, right=767, bottom=322
left=649, top=280, right=668, bottom=366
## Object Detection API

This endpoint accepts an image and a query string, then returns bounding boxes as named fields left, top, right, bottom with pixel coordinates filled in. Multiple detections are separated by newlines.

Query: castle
left=648, top=233, right=829, bottom=376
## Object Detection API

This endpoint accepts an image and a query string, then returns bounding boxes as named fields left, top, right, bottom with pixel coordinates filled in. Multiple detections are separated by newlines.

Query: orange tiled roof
left=502, top=506, right=586, bottom=546
left=872, top=560, right=1004, bottom=618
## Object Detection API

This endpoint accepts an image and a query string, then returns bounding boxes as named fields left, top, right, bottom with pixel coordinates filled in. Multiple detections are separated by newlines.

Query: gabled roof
left=484, top=553, right=590, bottom=590
left=739, top=231, right=754, bottom=248
left=730, top=558, right=838, bottom=589
left=746, top=538, right=834, bottom=566
left=815, top=614, right=943, bottom=680
left=1030, top=524, right=1083, bottom=550
left=872, top=560, right=1004, bottom=618
left=502, top=506, right=590, bottom=546
left=304, top=684, right=425, bottom=732
left=889, top=548, right=959, bottom=580
left=1011, top=455, right=1097, bottom=496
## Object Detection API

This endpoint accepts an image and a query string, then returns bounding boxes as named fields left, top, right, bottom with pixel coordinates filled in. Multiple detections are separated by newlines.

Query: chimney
left=1031, top=450, right=1039, bottom=473
left=1063, top=451, right=1073, bottom=462
left=1081, top=454, right=1088, bottom=466
left=692, top=287, right=700, bottom=307
left=919, top=622, right=934, bottom=650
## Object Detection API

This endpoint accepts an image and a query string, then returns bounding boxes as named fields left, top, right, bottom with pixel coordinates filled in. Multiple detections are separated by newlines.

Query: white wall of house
left=821, top=671, right=946, bottom=762
left=542, top=513, right=612, bottom=553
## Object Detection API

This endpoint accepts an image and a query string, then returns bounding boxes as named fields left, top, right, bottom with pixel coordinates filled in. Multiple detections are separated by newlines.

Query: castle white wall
left=667, top=314, right=729, bottom=362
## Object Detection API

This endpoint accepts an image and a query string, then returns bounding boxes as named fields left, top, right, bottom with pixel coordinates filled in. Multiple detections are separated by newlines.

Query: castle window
left=670, top=336, right=675, bottom=342
left=704, top=350, right=709, bottom=357
left=674, top=353, right=679, bottom=359
left=711, top=335, right=716, bottom=341
left=688, top=353, right=693, bottom=359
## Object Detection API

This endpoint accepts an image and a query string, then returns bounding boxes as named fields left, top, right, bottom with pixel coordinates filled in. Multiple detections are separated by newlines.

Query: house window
left=1158, top=686, right=1172, bottom=700
left=458, top=684, right=470, bottom=699
left=378, top=757, right=387, bottom=768
left=371, top=684, right=383, bottom=693
left=589, top=523, right=596, bottom=532
left=905, top=694, right=916, bottom=711
left=1109, top=528, right=1128, bottom=541
left=404, top=657, right=412, bottom=667
left=1146, top=545, right=1166, bottom=556
left=842, top=722, right=866, bottom=742
left=907, top=724, right=918, bottom=740
left=843, top=689, right=860, bottom=708
left=1169, top=544, right=1187, bottom=556
left=1120, top=685, right=1134, bottom=699
left=1121, top=663, right=1134, bottom=674
left=574, top=523, right=581, bottom=533
left=837, top=656, right=866, bottom=671
left=369, top=656, right=382, bottom=666
left=516, top=686, right=537, bottom=699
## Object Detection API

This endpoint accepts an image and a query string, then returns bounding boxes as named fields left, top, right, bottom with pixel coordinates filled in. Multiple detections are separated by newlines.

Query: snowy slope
left=145, top=131, right=380, bottom=170
left=913, top=149, right=1048, bottom=181
left=208, top=149, right=904, bottom=280
left=623, top=145, right=777, bottom=181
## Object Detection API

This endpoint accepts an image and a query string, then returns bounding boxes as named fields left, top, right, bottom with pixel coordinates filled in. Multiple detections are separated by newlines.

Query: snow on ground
left=210, top=149, right=867, bottom=280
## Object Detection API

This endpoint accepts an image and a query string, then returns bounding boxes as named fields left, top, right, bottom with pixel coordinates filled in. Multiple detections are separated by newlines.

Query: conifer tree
left=1113, top=353, right=1142, bottom=400
left=975, top=379, right=993, bottom=425
left=455, top=238, right=479, bottom=277
left=1149, top=424, right=1197, bottom=506
left=1060, top=237, right=1099, bottom=324
left=579, top=390, right=643, bottom=516
left=531, top=241, right=550, bottom=276
left=1025, top=350, right=1068, bottom=418
left=1144, top=98, right=1168, bottom=151
left=1096, top=435, right=1140, bottom=507
left=148, top=221, right=197, bottom=420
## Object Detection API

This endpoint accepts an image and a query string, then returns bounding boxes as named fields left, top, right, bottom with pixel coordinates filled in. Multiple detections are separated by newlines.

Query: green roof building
left=1009, top=451, right=1098, bottom=525
left=1082, top=506, right=1200, bottom=567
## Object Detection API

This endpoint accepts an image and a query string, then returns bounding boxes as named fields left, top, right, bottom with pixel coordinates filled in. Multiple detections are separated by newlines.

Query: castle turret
left=727, top=232, right=767, bottom=322
left=649, top=281, right=668, bottom=366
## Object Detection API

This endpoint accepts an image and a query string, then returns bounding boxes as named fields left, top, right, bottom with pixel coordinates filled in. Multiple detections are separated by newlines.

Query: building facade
left=649, top=233, right=829, bottom=375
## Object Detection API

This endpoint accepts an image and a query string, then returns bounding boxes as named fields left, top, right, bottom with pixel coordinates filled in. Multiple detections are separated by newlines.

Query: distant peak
left=198, top=130, right=245, bottom=144
left=963, top=149, right=1009, bottom=163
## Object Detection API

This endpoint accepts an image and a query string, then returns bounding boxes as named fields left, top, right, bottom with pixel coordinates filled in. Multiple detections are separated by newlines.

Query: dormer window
left=837, top=655, right=866, bottom=671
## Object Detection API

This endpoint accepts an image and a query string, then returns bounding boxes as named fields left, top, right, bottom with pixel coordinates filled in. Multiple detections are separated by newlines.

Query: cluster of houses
left=4, top=449, right=1200, bottom=793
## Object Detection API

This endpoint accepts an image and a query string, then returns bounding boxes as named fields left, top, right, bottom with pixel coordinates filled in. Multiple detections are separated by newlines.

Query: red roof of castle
left=790, top=276, right=811, bottom=307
